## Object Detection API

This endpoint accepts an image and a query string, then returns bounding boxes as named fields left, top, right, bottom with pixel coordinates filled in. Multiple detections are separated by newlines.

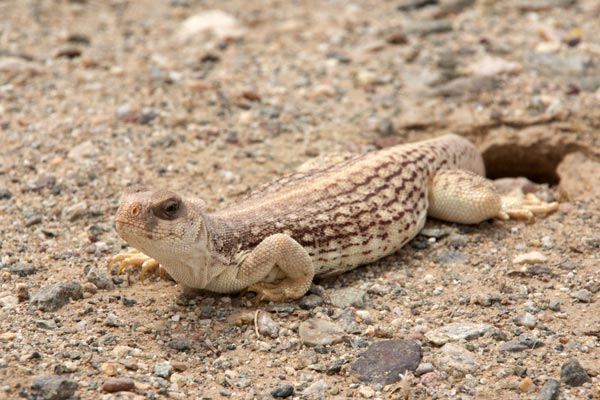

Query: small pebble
left=570, top=289, right=593, bottom=303
left=257, top=311, right=280, bottom=338
left=513, top=251, right=547, bottom=265
left=30, top=282, right=83, bottom=312
left=271, top=383, right=294, bottom=398
left=298, top=318, right=345, bottom=347
left=327, top=287, right=366, bottom=308
left=518, top=376, right=536, bottom=393
left=535, top=378, right=560, bottom=400
left=154, top=361, right=173, bottom=379
left=561, top=358, right=590, bottom=386
left=514, top=313, right=537, bottom=329
left=102, top=377, right=135, bottom=393
left=30, top=375, right=78, bottom=399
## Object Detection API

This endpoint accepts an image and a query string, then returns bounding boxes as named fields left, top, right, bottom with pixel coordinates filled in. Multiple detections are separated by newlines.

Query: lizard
left=108, top=134, right=558, bottom=302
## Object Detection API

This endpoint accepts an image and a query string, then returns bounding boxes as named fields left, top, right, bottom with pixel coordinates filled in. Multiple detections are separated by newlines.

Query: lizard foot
left=498, top=191, right=559, bottom=223
left=248, top=280, right=308, bottom=303
left=107, top=248, right=169, bottom=281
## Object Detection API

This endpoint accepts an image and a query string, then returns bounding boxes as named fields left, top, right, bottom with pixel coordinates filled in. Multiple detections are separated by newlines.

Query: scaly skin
left=110, top=134, right=558, bottom=301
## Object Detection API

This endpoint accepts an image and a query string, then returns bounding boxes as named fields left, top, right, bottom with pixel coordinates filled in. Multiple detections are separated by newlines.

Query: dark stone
left=168, top=338, right=193, bottom=352
left=10, top=263, right=36, bottom=277
left=30, top=282, right=83, bottom=312
left=535, top=378, right=560, bottom=400
left=30, top=374, right=78, bottom=400
left=351, top=340, right=422, bottom=385
left=85, top=267, right=114, bottom=290
left=0, top=189, right=12, bottom=199
left=498, top=342, right=528, bottom=353
left=560, top=358, right=590, bottom=386
left=270, top=383, right=294, bottom=398
left=299, top=294, right=324, bottom=310
left=397, top=0, right=438, bottom=11
left=432, top=250, right=469, bottom=265
left=122, top=297, right=136, bottom=307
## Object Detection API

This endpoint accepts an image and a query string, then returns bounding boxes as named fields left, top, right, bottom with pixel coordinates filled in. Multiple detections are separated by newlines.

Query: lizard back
left=208, top=134, right=484, bottom=276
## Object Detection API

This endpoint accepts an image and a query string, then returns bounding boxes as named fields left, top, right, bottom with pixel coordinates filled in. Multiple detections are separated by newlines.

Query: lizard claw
left=248, top=280, right=307, bottom=303
left=500, top=191, right=559, bottom=223
left=107, top=248, right=168, bottom=281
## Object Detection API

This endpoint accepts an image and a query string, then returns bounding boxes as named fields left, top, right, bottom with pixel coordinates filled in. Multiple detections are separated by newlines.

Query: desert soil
left=0, top=0, right=599, bottom=399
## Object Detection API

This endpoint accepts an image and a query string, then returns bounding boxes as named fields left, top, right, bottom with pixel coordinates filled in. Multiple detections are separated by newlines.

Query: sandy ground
left=0, top=0, right=599, bottom=399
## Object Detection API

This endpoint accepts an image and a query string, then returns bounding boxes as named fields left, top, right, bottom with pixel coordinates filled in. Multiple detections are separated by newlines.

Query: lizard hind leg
left=239, top=233, right=315, bottom=302
left=427, top=169, right=559, bottom=224
left=427, top=169, right=503, bottom=224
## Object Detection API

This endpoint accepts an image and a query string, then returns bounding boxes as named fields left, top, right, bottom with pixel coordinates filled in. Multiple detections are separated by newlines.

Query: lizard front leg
left=244, top=233, right=314, bottom=302
left=107, top=248, right=169, bottom=281
left=209, top=233, right=315, bottom=302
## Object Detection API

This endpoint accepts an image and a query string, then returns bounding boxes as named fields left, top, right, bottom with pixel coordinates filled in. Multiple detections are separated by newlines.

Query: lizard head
left=115, top=187, right=211, bottom=285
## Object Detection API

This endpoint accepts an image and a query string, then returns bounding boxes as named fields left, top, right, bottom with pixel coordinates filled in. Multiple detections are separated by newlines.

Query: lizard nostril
left=131, top=205, right=140, bottom=217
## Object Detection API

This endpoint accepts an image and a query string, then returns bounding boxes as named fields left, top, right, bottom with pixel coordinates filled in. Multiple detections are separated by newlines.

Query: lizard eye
left=154, top=198, right=181, bottom=220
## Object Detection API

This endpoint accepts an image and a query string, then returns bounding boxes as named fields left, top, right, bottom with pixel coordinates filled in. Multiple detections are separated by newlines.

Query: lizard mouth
left=115, top=219, right=183, bottom=240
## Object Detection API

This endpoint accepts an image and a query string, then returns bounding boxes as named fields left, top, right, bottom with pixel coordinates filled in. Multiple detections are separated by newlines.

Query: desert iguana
left=109, top=134, right=557, bottom=301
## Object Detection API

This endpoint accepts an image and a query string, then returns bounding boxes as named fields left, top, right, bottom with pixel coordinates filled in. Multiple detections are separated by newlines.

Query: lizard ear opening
left=153, top=197, right=183, bottom=220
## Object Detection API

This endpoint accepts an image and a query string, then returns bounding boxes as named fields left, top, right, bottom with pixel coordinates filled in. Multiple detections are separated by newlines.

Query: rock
left=0, top=295, right=19, bottom=309
left=516, top=0, right=575, bottom=12
left=271, top=383, right=294, bottom=398
left=525, top=52, right=593, bottom=77
left=301, top=379, right=329, bottom=395
left=168, top=338, right=193, bottom=352
left=535, top=378, right=559, bottom=400
left=569, top=289, right=593, bottom=303
left=154, top=361, right=173, bottom=379
left=414, top=362, right=434, bottom=376
left=425, top=323, right=496, bottom=345
left=67, top=140, right=99, bottom=161
left=0, top=189, right=12, bottom=199
left=419, top=228, right=451, bottom=239
left=548, top=300, right=560, bottom=311
left=514, top=312, right=537, bottom=329
left=328, top=287, right=366, bottom=308
left=176, top=10, right=245, bottom=42
left=432, top=76, right=500, bottom=98
left=36, top=320, right=57, bottom=330
left=560, top=359, right=590, bottom=386
left=513, top=251, right=547, bottom=265
left=0, top=57, right=43, bottom=80
left=85, top=267, right=114, bottom=290
left=104, top=313, right=121, bottom=327
left=30, top=282, right=83, bottom=312
left=351, top=340, right=422, bottom=385
left=446, top=233, right=467, bottom=248
left=16, top=284, right=29, bottom=302
left=30, top=375, right=78, bottom=400
left=498, top=342, right=529, bottom=352
left=397, top=0, right=438, bottom=11
left=405, top=19, right=452, bottom=36
left=257, top=312, right=279, bottom=338
left=299, top=294, right=324, bottom=309
left=466, top=56, right=522, bottom=77
left=420, top=371, right=441, bottom=387
left=298, top=318, right=345, bottom=347
left=63, top=201, right=89, bottom=222
left=102, top=377, right=135, bottom=393
left=519, top=376, right=536, bottom=393
left=432, top=250, right=469, bottom=265
left=557, top=152, right=600, bottom=201
left=435, top=343, right=479, bottom=378
left=9, top=263, right=36, bottom=277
